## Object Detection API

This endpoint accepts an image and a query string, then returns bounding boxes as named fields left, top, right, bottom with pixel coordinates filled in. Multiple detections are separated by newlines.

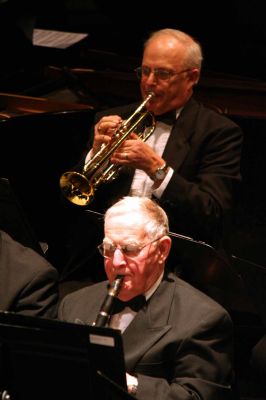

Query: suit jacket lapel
left=122, top=274, right=175, bottom=372
left=163, top=97, right=199, bottom=171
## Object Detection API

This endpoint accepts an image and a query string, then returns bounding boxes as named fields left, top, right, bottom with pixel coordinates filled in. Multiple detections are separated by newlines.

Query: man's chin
left=119, top=282, right=134, bottom=298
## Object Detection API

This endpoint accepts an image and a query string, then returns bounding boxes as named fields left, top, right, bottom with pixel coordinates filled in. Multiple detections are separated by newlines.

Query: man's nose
left=112, top=248, right=126, bottom=266
left=146, top=71, right=157, bottom=84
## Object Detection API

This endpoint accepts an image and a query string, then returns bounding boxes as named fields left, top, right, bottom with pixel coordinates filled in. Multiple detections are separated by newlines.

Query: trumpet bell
left=59, top=171, right=94, bottom=206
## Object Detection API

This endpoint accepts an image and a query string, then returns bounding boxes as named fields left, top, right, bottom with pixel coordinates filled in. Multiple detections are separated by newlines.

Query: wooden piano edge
left=0, top=92, right=95, bottom=120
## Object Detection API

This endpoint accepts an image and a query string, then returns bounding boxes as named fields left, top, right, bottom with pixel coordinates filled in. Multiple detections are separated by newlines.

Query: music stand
left=168, top=231, right=258, bottom=315
left=0, top=311, right=133, bottom=400
left=168, top=231, right=237, bottom=295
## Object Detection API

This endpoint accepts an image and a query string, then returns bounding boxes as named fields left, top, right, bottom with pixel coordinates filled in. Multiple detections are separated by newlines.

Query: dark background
left=0, top=0, right=266, bottom=81
left=39, top=0, right=266, bottom=81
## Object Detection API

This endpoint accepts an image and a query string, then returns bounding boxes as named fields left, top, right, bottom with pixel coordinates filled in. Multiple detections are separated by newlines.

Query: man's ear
left=189, top=68, right=200, bottom=85
left=158, top=236, right=172, bottom=263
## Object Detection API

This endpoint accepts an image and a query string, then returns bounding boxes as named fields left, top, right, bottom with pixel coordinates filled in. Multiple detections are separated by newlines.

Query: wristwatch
left=150, top=162, right=169, bottom=181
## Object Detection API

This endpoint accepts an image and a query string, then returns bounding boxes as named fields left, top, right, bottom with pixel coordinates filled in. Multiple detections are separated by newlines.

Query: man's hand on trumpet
left=93, top=115, right=122, bottom=155
left=111, top=133, right=166, bottom=179
left=93, top=115, right=164, bottom=179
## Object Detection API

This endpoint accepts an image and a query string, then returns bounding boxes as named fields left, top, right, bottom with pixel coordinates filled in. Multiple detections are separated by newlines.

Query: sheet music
left=33, top=29, right=88, bottom=49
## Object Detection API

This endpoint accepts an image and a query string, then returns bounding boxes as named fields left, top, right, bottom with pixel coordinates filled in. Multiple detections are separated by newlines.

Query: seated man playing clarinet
left=58, top=196, right=234, bottom=399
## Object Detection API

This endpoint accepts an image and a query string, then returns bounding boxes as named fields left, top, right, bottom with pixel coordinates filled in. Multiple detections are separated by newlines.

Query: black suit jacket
left=0, top=230, right=59, bottom=317
left=58, top=271, right=234, bottom=400
left=78, top=97, right=242, bottom=248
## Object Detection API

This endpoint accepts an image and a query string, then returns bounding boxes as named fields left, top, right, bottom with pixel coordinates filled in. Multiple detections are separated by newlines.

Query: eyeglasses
left=98, top=237, right=162, bottom=259
left=135, top=66, right=191, bottom=81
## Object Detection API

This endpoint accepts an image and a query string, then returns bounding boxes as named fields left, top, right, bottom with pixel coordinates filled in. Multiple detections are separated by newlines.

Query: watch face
left=155, top=168, right=166, bottom=180
left=151, top=164, right=168, bottom=181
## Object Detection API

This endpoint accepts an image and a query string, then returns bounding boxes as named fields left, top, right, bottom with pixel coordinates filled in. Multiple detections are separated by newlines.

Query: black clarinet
left=92, top=275, right=124, bottom=327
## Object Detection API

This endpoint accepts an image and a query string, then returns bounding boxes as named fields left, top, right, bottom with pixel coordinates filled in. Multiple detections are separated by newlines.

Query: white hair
left=105, top=197, right=169, bottom=240
left=145, top=28, right=203, bottom=72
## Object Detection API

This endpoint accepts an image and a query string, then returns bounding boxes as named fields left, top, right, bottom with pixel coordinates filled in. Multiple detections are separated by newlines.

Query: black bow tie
left=156, top=110, right=176, bottom=125
left=112, top=295, right=146, bottom=314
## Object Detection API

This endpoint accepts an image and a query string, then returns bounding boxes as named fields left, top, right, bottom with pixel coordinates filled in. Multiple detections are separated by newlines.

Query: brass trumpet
left=59, top=92, right=155, bottom=206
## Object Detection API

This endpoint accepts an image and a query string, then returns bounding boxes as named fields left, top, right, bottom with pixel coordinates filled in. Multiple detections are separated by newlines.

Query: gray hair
left=144, top=28, right=203, bottom=72
left=105, top=197, right=169, bottom=240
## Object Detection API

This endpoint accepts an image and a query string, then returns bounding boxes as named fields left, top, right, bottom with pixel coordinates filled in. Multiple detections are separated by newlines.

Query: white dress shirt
left=129, top=120, right=174, bottom=198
